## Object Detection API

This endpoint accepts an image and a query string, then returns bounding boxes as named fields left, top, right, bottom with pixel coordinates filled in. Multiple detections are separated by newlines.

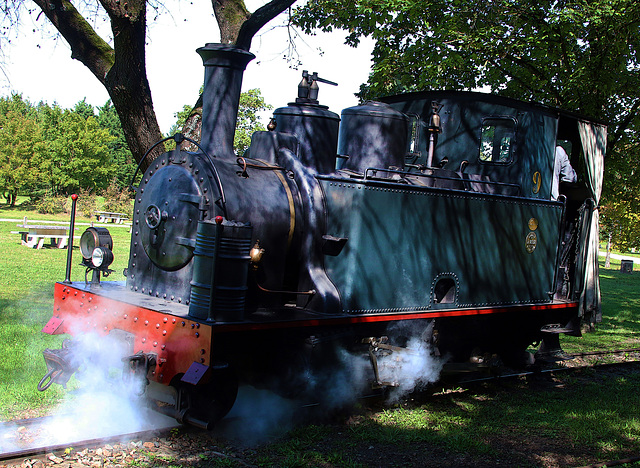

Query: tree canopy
left=294, top=0, right=640, bottom=249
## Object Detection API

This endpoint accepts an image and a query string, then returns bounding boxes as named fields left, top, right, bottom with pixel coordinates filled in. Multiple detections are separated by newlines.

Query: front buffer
left=40, top=282, right=235, bottom=429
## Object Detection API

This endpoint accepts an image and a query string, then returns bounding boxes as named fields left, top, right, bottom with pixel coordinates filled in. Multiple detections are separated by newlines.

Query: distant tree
left=235, top=89, right=273, bottom=155
left=73, top=99, right=96, bottom=120
left=37, top=104, right=114, bottom=195
left=0, top=100, right=44, bottom=205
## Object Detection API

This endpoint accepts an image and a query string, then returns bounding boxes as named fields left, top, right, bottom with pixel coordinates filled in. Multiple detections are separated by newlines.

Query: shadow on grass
left=131, top=368, right=640, bottom=468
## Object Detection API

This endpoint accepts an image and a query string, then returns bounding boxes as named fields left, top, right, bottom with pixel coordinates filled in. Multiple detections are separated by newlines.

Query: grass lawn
left=0, top=201, right=132, bottom=418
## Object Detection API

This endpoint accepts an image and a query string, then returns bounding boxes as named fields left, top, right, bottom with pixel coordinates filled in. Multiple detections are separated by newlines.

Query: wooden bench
left=95, top=211, right=129, bottom=224
left=13, top=225, right=78, bottom=250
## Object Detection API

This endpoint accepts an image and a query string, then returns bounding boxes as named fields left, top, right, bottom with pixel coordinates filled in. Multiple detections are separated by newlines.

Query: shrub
left=102, top=179, right=133, bottom=218
left=35, top=194, right=68, bottom=214
left=76, top=188, right=97, bottom=218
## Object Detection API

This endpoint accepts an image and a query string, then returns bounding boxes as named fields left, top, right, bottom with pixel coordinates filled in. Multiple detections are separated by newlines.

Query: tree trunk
left=605, top=232, right=612, bottom=268
left=103, top=0, right=164, bottom=173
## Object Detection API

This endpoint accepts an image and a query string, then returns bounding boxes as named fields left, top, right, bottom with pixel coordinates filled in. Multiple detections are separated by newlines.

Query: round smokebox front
left=137, top=165, right=201, bottom=271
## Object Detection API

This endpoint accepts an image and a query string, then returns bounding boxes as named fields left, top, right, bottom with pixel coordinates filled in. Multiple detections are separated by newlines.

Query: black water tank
left=338, top=101, right=410, bottom=173
left=273, top=103, right=340, bottom=174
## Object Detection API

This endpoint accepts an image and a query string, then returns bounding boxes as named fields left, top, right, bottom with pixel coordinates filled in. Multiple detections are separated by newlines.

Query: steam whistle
left=297, top=70, right=338, bottom=104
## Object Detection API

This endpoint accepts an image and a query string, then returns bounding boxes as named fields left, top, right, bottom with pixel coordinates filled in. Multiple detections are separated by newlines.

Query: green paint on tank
left=320, top=178, right=563, bottom=314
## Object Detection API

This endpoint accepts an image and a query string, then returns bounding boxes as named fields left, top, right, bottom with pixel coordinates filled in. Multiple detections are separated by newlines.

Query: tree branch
left=235, top=0, right=296, bottom=50
left=610, top=98, right=640, bottom=150
left=31, top=0, right=114, bottom=84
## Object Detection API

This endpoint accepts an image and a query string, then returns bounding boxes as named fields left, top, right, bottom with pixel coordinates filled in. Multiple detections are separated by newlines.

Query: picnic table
left=12, top=224, right=76, bottom=249
left=95, top=211, right=129, bottom=224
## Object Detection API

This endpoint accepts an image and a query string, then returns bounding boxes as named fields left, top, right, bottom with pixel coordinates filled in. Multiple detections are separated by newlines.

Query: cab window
left=479, top=118, right=516, bottom=163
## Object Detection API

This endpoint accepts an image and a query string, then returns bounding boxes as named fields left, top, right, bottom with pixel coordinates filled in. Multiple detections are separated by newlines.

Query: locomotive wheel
left=174, top=367, right=239, bottom=427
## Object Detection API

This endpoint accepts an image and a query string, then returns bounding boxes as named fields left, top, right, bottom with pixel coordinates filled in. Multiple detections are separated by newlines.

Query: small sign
left=181, top=361, right=210, bottom=385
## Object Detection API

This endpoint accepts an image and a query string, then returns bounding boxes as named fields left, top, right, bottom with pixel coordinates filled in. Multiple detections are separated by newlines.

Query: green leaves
left=0, top=94, right=121, bottom=201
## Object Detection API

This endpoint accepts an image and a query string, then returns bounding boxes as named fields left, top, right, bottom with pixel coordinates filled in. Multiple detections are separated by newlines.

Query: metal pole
left=63, top=194, right=78, bottom=284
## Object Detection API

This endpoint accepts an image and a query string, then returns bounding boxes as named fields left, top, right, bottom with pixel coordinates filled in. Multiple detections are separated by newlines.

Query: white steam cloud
left=1, top=325, right=177, bottom=455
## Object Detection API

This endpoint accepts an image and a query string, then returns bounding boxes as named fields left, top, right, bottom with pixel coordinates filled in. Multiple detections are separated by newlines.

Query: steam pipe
left=153, top=404, right=212, bottom=430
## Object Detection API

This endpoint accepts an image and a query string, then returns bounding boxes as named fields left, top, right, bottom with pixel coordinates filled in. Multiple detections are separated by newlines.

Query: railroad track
left=453, top=347, right=640, bottom=384
left=0, top=409, right=179, bottom=465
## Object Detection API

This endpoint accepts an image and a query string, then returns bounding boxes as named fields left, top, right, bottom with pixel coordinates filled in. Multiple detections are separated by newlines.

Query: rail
left=362, top=167, right=522, bottom=194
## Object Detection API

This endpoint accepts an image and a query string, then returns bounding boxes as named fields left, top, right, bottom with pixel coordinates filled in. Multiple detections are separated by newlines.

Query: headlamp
left=80, top=227, right=114, bottom=274
left=91, top=246, right=114, bottom=269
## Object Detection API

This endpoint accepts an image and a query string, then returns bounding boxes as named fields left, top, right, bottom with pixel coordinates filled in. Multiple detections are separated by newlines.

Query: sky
left=0, top=1, right=374, bottom=133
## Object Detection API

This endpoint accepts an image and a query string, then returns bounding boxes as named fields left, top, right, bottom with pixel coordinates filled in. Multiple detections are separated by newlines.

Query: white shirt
left=552, top=145, right=577, bottom=199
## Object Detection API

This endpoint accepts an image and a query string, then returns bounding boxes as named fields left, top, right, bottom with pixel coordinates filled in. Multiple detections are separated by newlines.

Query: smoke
left=378, top=336, right=444, bottom=403
left=1, top=325, right=176, bottom=455
left=322, top=320, right=444, bottom=406
left=214, top=386, right=299, bottom=446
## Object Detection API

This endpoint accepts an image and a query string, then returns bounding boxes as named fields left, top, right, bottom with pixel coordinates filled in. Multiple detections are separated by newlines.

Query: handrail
left=362, top=166, right=521, bottom=193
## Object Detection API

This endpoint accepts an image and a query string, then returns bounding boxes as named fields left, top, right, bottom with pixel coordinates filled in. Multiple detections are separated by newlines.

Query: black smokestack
left=197, top=44, right=255, bottom=159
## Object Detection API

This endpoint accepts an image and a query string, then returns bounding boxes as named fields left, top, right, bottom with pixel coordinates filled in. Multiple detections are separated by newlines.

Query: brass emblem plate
left=525, top=232, right=537, bottom=253
left=528, top=218, right=538, bottom=231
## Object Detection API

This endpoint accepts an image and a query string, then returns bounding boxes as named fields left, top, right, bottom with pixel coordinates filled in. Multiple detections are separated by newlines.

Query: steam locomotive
left=38, top=44, right=606, bottom=428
